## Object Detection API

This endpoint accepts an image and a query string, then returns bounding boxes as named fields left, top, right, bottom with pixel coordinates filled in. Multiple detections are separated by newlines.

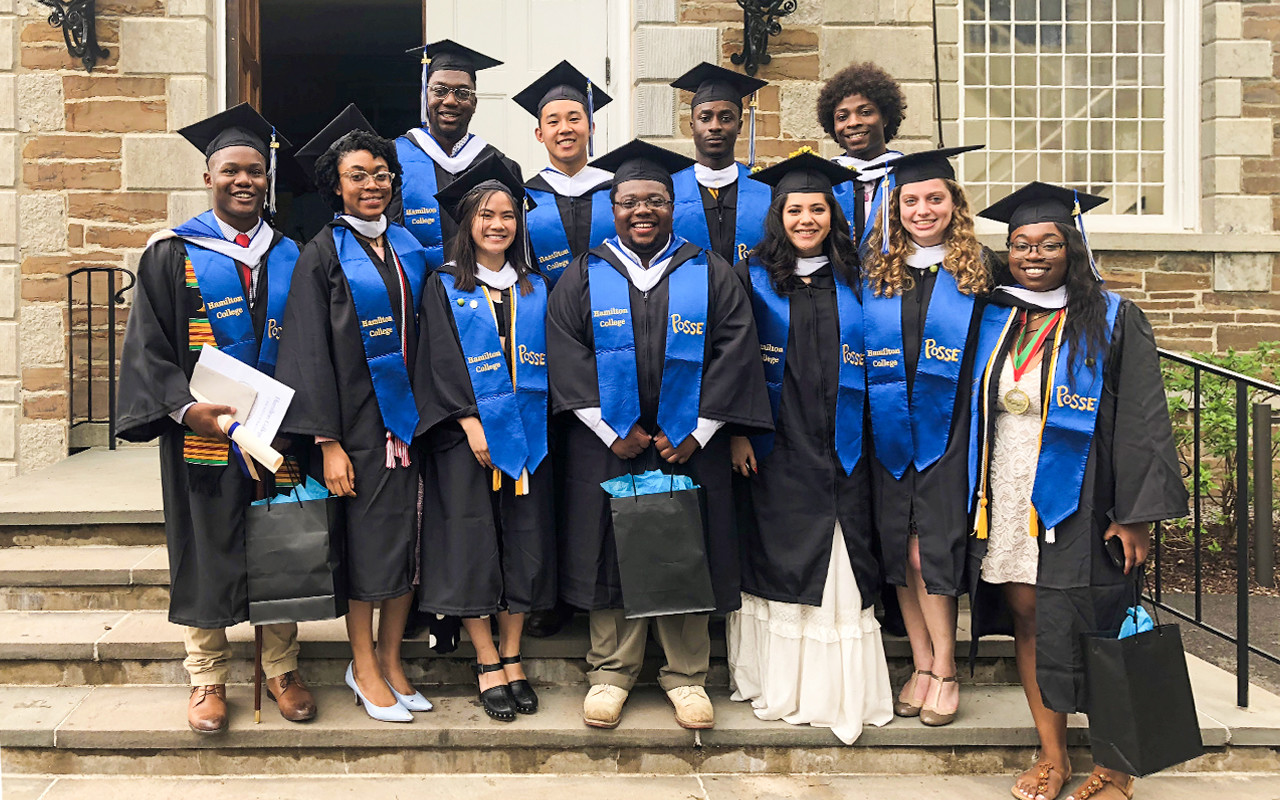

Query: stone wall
left=2, top=0, right=217, bottom=477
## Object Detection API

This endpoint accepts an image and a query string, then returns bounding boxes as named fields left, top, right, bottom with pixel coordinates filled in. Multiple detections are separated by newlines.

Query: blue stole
left=588, top=239, right=708, bottom=446
left=175, top=211, right=298, bottom=377
left=332, top=224, right=428, bottom=444
left=747, top=260, right=865, bottom=475
left=441, top=273, right=549, bottom=480
left=672, top=164, right=770, bottom=264
left=864, top=266, right=975, bottom=479
left=968, top=293, right=1122, bottom=534
left=395, top=135, right=445, bottom=269
left=525, top=187, right=613, bottom=287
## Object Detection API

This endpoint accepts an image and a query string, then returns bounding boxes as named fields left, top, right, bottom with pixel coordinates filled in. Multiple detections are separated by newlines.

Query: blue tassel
left=881, top=172, right=895, bottom=255
left=586, top=80, right=595, bottom=158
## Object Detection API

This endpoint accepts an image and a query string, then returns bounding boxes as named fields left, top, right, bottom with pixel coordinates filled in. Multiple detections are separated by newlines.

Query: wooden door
left=227, top=0, right=263, bottom=108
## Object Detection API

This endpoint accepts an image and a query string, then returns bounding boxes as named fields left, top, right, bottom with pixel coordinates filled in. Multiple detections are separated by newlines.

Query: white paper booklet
left=190, top=344, right=295, bottom=445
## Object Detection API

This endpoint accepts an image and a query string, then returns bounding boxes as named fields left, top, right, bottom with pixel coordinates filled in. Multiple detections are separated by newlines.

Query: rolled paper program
left=217, top=414, right=285, bottom=473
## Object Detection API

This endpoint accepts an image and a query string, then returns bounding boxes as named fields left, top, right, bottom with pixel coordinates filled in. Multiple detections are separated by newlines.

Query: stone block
left=167, top=190, right=209, bottom=226
left=0, top=404, right=14, bottom=460
left=779, top=79, right=823, bottom=140
left=122, top=134, right=206, bottom=190
left=118, top=18, right=209, bottom=75
left=66, top=100, right=167, bottom=133
left=0, top=263, right=14, bottom=319
left=0, top=133, right=14, bottom=187
left=935, top=2, right=960, bottom=43
left=23, top=161, right=122, bottom=190
left=1205, top=40, right=1271, bottom=79
left=821, top=27, right=935, bottom=81
left=0, top=75, right=14, bottom=130
left=1214, top=252, right=1272, bottom=292
left=0, top=379, right=16, bottom=402
left=168, top=0, right=212, bottom=16
left=62, top=76, right=165, bottom=100
left=15, top=74, right=61, bottom=133
left=1207, top=118, right=1273, bottom=156
left=69, top=192, right=168, bottom=225
left=0, top=17, right=15, bottom=72
left=1202, top=78, right=1243, bottom=120
left=0, top=321, right=15, bottom=377
left=18, top=194, right=66, bottom=254
left=0, top=191, right=14, bottom=246
left=1203, top=2, right=1243, bottom=43
left=823, top=0, right=931, bottom=23
left=167, top=76, right=209, bottom=131
left=896, top=82, right=938, bottom=141
left=19, top=302, right=62, bottom=367
left=634, top=26, right=719, bottom=81
left=635, top=0, right=676, bottom=23
left=1204, top=195, right=1274, bottom=234
left=23, top=136, right=121, bottom=160
left=1202, top=157, right=1242, bottom=196
left=18, top=420, right=65, bottom=472
left=635, top=84, right=675, bottom=138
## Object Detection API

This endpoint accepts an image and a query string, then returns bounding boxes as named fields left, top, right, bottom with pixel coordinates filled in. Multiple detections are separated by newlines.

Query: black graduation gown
left=968, top=299, right=1189, bottom=713
left=869, top=267, right=986, bottom=597
left=546, top=243, right=773, bottom=614
left=388, top=140, right=524, bottom=247
left=525, top=173, right=612, bottom=259
left=275, top=220, right=420, bottom=602
left=696, top=181, right=740, bottom=264
left=733, top=261, right=878, bottom=608
left=412, top=271, right=557, bottom=617
left=116, top=231, right=293, bottom=629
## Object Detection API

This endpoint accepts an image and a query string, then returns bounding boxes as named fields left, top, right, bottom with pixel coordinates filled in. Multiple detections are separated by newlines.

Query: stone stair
left=1, top=448, right=1278, bottom=784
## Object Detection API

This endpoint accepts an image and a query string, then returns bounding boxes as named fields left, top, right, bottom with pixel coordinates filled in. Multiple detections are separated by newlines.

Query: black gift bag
left=1081, top=588, right=1204, bottom=776
left=246, top=495, right=348, bottom=625
left=609, top=473, right=716, bottom=619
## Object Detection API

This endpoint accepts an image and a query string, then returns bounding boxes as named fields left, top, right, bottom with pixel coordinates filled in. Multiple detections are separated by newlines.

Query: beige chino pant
left=182, top=623, right=300, bottom=686
left=586, top=610, right=710, bottom=692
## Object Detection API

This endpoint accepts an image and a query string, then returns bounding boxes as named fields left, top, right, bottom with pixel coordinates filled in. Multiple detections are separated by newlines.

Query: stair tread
left=0, top=449, right=163, bottom=526
left=0, top=546, right=166, bottom=585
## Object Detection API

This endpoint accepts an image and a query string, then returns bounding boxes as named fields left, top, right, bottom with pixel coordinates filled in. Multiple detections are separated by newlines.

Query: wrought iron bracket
left=36, top=0, right=109, bottom=73
left=729, top=0, right=797, bottom=77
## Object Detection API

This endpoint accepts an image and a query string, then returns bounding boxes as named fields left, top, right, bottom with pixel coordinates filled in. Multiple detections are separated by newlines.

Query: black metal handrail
left=66, top=266, right=135, bottom=449
left=1154, top=347, right=1280, bottom=709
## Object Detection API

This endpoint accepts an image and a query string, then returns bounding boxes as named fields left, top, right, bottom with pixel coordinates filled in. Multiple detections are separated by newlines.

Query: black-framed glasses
left=1009, top=241, right=1065, bottom=256
left=341, top=170, right=396, bottom=187
left=427, top=84, right=477, bottom=102
left=613, top=197, right=673, bottom=211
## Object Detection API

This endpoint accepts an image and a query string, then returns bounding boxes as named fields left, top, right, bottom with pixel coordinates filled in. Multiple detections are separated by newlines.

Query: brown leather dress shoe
left=266, top=670, right=317, bottom=722
left=188, top=684, right=228, bottom=734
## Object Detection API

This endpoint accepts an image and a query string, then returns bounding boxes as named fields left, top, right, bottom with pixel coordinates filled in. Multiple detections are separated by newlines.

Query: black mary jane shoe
left=472, top=662, right=517, bottom=722
left=500, top=654, right=539, bottom=714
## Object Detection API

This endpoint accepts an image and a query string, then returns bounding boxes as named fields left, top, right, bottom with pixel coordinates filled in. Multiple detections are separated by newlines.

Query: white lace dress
left=981, top=358, right=1042, bottom=585
left=727, top=523, right=894, bottom=744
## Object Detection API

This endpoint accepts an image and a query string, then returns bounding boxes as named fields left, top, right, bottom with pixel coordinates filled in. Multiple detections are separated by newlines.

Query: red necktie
left=234, top=233, right=252, bottom=299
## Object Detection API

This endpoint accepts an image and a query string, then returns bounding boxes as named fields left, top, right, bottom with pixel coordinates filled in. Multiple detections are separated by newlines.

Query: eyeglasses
left=613, top=197, right=673, bottom=211
left=341, top=170, right=395, bottom=187
left=427, top=84, right=477, bottom=102
left=1009, top=241, right=1065, bottom=256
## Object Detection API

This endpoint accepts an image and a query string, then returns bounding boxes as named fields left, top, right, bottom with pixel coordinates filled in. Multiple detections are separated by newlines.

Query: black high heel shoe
left=472, top=662, right=517, bottom=722
left=500, top=654, right=538, bottom=714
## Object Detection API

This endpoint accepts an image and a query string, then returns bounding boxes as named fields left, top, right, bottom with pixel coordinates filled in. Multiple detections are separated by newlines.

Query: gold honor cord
left=481, top=285, right=530, bottom=497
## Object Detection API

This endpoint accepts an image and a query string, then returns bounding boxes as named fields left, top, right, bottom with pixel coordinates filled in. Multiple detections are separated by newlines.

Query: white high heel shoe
left=345, top=662, right=412, bottom=723
left=389, top=684, right=434, bottom=712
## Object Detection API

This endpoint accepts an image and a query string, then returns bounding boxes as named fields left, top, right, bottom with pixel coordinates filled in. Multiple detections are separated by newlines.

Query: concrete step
left=0, top=610, right=1016, bottom=687
left=0, top=546, right=168, bottom=610
left=2, top=654, right=1278, bottom=777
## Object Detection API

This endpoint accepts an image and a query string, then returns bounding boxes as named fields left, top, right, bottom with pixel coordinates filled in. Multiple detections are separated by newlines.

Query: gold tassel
left=974, top=495, right=989, bottom=539
left=492, top=468, right=502, bottom=493
left=1029, top=503, right=1039, bottom=538
left=515, top=468, right=529, bottom=497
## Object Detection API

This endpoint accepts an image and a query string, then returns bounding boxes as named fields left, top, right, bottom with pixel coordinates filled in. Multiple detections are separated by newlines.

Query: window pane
left=1014, top=55, right=1037, bottom=85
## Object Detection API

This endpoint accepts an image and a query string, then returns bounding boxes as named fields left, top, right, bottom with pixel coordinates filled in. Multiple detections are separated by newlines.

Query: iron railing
left=1154, top=348, right=1280, bottom=709
left=66, top=266, right=134, bottom=450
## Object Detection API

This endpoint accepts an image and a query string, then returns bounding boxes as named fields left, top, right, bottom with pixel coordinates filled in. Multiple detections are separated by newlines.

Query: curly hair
left=816, top=62, right=907, bottom=147
left=443, top=186, right=536, bottom=296
left=313, top=129, right=403, bottom=214
left=750, top=192, right=860, bottom=293
left=863, top=179, right=991, bottom=298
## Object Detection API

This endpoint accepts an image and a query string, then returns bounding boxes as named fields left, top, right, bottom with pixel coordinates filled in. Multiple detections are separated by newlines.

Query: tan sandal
left=1012, top=760, right=1070, bottom=800
left=894, top=669, right=933, bottom=717
left=1068, top=769, right=1135, bottom=800
left=920, top=674, right=959, bottom=726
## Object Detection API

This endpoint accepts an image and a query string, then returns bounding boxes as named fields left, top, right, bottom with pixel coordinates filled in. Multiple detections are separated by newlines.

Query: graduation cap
left=589, top=138, right=695, bottom=196
left=408, top=39, right=503, bottom=126
left=671, top=62, right=768, bottom=166
left=979, top=181, right=1109, bottom=278
left=179, top=103, right=293, bottom=218
left=872, top=144, right=984, bottom=254
left=434, top=153, right=535, bottom=223
left=513, top=60, right=613, bottom=157
left=749, top=149, right=856, bottom=199
left=294, top=103, right=377, bottom=181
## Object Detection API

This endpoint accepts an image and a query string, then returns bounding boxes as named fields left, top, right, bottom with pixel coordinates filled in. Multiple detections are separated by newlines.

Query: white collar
left=999, top=285, right=1068, bottom=310
left=906, top=242, right=946, bottom=270
left=176, top=215, right=273, bottom=268
left=213, top=214, right=261, bottom=243
left=475, top=262, right=519, bottom=290
left=540, top=165, right=613, bottom=198
left=834, top=150, right=902, bottom=184
left=693, top=162, right=739, bottom=190
left=604, top=235, right=679, bottom=294
left=339, top=214, right=388, bottom=239
left=407, top=127, right=489, bottom=174
left=794, top=255, right=829, bottom=277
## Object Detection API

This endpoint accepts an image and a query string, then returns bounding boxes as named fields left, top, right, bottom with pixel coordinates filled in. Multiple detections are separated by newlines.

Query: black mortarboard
left=409, top=39, right=503, bottom=78
left=295, top=103, right=377, bottom=181
left=178, top=102, right=289, bottom=161
left=749, top=149, right=857, bottom=199
left=434, top=153, right=535, bottom=223
left=670, top=62, right=767, bottom=109
left=589, top=139, right=695, bottom=195
left=978, top=181, right=1108, bottom=233
left=513, top=60, right=612, bottom=118
left=883, top=144, right=985, bottom=187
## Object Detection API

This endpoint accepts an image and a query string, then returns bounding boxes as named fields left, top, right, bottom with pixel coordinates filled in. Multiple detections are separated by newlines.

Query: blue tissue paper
left=251, top=476, right=332, bottom=506
left=1118, top=605, right=1154, bottom=638
left=600, top=469, right=698, bottom=498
